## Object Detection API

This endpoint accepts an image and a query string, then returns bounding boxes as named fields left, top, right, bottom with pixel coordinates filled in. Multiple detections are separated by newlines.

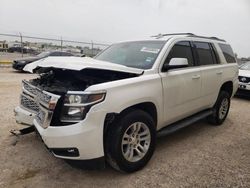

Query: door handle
left=192, top=75, right=201, bottom=79
left=216, top=71, right=223, bottom=75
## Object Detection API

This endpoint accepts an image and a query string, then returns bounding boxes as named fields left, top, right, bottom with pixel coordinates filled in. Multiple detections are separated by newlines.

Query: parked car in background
left=237, top=61, right=250, bottom=96
left=8, top=46, right=37, bottom=54
left=12, top=51, right=74, bottom=71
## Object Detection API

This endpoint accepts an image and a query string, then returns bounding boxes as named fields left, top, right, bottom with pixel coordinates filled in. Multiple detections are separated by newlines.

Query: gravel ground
left=0, top=68, right=249, bottom=188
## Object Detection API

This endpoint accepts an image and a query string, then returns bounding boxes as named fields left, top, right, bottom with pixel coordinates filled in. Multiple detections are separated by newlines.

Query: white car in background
left=237, top=62, right=250, bottom=96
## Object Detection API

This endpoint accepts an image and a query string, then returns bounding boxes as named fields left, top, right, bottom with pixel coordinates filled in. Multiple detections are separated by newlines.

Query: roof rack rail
left=151, top=33, right=194, bottom=38
left=187, top=35, right=226, bottom=42
left=151, top=33, right=226, bottom=42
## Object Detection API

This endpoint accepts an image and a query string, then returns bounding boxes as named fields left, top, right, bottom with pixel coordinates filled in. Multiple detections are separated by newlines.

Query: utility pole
left=60, top=36, right=63, bottom=52
left=19, top=32, right=23, bottom=57
left=91, top=40, right=94, bottom=57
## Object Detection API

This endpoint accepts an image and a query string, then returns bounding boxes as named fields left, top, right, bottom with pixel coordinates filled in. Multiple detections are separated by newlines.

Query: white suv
left=237, top=62, right=250, bottom=95
left=14, top=33, right=238, bottom=172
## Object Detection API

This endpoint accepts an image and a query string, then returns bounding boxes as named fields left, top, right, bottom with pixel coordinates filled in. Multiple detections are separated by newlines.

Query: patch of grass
left=0, top=60, right=12, bottom=64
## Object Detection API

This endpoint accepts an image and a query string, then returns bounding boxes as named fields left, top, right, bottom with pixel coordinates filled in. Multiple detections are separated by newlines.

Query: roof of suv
left=151, top=33, right=226, bottom=42
left=120, top=33, right=227, bottom=45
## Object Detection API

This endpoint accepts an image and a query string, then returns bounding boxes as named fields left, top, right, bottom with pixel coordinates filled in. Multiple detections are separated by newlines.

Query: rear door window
left=218, top=43, right=236, bottom=63
left=193, top=42, right=215, bottom=65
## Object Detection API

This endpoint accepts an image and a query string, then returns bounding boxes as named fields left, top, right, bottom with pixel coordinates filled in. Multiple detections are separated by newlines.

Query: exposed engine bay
left=18, top=68, right=141, bottom=128
left=30, top=68, right=140, bottom=94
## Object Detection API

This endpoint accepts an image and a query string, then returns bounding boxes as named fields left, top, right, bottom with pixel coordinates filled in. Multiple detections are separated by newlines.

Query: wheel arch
left=220, top=81, right=233, bottom=97
left=103, top=102, right=158, bottom=140
left=104, top=101, right=158, bottom=127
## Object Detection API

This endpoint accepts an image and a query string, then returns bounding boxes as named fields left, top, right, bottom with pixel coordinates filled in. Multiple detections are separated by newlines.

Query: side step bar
left=157, top=109, right=213, bottom=138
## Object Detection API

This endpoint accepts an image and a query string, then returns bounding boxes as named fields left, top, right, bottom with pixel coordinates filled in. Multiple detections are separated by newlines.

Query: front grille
left=239, top=76, right=250, bottom=83
left=23, top=81, right=39, bottom=96
left=20, top=94, right=39, bottom=112
left=37, top=91, right=51, bottom=104
left=21, top=80, right=61, bottom=129
left=36, top=109, right=46, bottom=126
left=23, top=81, right=51, bottom=105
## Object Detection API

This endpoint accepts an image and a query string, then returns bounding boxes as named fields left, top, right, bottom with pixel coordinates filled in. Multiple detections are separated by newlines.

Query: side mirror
left=163, top=58, right=189, bottom=71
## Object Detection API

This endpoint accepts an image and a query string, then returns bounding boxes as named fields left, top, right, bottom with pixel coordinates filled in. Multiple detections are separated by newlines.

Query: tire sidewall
left=214, top=91, right=231, bottom=124
left=110, top=110, right=156, bottom=172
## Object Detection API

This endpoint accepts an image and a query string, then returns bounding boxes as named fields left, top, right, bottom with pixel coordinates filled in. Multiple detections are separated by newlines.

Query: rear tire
left=207, top=91, right=230, bottom=125
left=106, top=109, right=156, bottom=173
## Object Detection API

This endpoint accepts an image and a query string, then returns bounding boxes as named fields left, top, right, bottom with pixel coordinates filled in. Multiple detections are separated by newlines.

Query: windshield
left=240, top=62, right=250, bottom=70
left=95, top=41, right=165, bottom=69
left=37, top=51, right=50, bottom=58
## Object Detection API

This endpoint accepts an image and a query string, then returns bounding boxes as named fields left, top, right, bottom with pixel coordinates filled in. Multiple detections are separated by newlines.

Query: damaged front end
left=13, top=56, right=145, bottom=165
left=15, top=68, right=140, bottom=128
left=17, top=79, right=60, bottom=128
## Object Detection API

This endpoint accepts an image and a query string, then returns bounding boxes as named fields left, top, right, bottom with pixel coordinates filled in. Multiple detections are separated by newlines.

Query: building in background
left=0, top=41, right=8, bottom=52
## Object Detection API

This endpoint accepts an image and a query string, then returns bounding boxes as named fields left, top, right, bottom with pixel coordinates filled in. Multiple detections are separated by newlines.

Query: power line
left=0, top=33, right=109, bottom=46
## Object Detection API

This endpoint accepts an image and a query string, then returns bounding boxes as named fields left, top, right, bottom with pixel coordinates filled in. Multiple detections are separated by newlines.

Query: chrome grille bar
left=22, top=80, right=40, bottom=97
left=35, top=91, right=61, bottom=129
left=21, top=80, right=61, bottom=129
left=20, top=94, right=39, bottom=113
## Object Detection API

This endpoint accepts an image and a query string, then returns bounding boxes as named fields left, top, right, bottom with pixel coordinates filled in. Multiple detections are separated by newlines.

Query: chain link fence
left=0, top=33, right=110, bottom=58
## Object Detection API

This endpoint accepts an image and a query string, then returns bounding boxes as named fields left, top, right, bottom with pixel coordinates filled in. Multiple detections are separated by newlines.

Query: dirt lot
left=0, top=52, right=30, bottom=61
left=0, top=68, right=249, bottom=188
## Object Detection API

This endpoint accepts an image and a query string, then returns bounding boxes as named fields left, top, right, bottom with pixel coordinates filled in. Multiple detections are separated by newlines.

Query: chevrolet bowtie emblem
left=241, top=77, right=247, bottom=82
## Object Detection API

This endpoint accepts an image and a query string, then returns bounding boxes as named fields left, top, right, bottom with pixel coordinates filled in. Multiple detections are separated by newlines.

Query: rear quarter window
left=218, top=43, right=236, bottom=63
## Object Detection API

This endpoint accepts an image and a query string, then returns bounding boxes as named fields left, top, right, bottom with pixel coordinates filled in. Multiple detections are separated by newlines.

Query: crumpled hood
left=239, top=69, right=250, bottom=77
left=23, top=56, right=144, bottom=75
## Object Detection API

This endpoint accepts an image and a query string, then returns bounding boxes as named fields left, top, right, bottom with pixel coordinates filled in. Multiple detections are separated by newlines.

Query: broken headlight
left=60, top=91, right=106, bottom=123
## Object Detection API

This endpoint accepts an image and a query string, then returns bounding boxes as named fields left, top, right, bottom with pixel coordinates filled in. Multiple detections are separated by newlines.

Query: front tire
left=106, top=109, right=156, bottom=173
left=207, top=91, right=231, bottom=125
